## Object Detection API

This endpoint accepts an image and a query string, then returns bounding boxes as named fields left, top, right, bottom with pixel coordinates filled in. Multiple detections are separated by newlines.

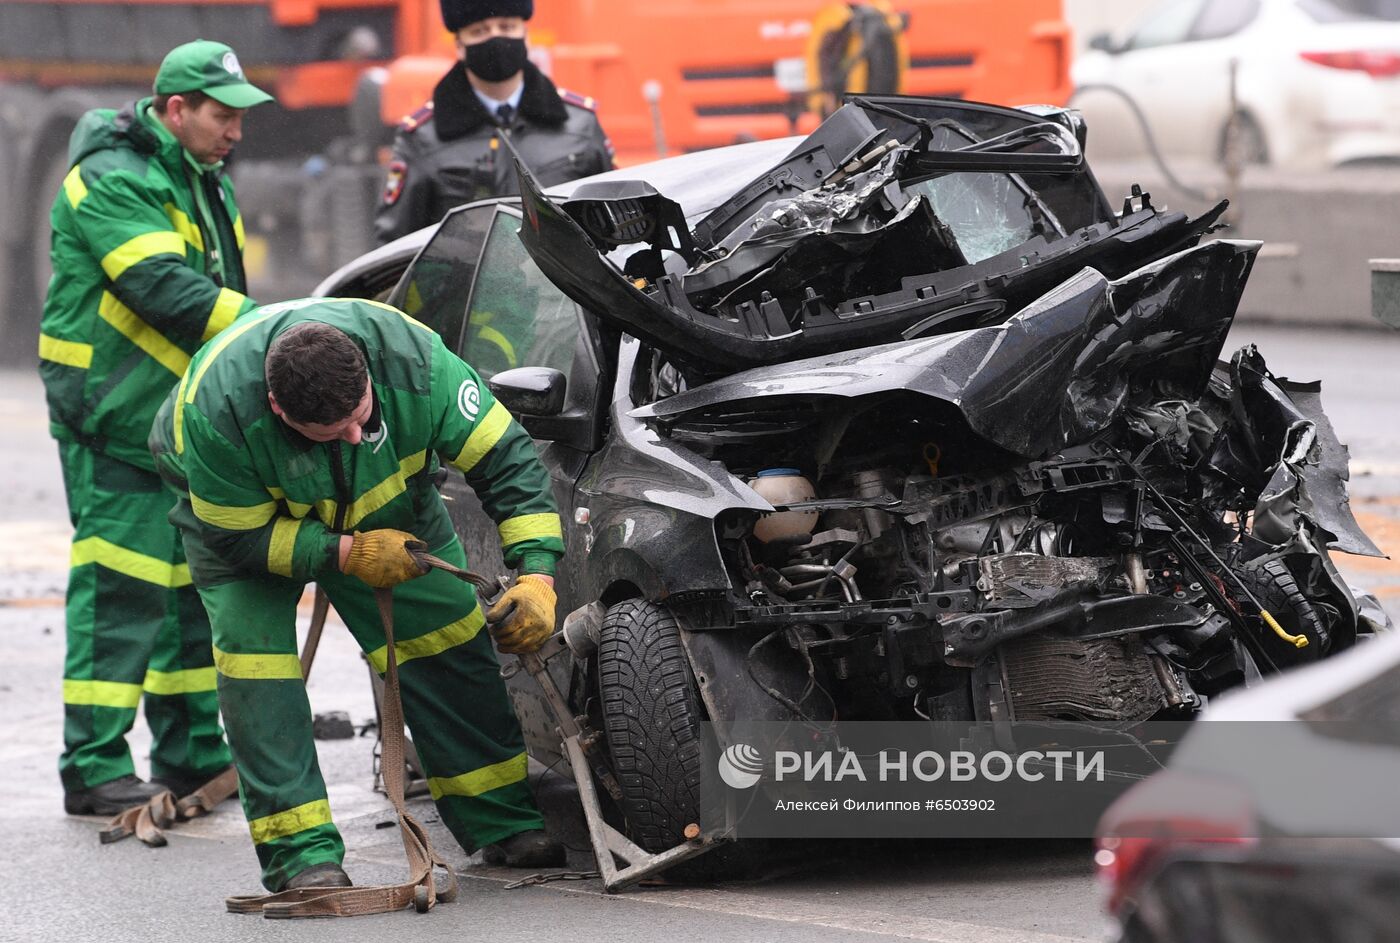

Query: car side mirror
left=1087, top=32, right=1119, bottom=54
left=488, top=367, right=567, bottom=417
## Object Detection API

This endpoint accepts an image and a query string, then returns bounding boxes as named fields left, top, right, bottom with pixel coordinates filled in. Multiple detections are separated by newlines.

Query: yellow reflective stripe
left=451, top=400, right=511, bottom=474
left=476, top=325, right=518, bottom=369
left=344, top=451, right=427, bottom=529
left=98, top=291, right=190, bottom=377
left=212, top=645, right=303, bottom=680
left=367, top=604, right=485, bottom=673
left=164, top=203, right=205, bottom=253
left=267, top=488, right=317, bottom=520
left=143, top=666, right=217, bottom=696
left=268, top=517, right=302, bottom=577
left=100, top=230, right=186, bottom=282
left=175, top=311, right=277, bottom=453
left=70, top=536, right=191, bottom=587
left=171, top=367, right=194, bottom=454
left=499, top=512, right=563, bottom=547
left=63, top=166, right=89, bottom=208
left=190, top=492, right=277, bottom=530
left=248, top=799, right=332, bottom=845
left=185, top=311, right=276, bottom=404
left=358, top=298, right=432, bottom=333
left=63, top=678, right=142, bottom=709
left=233, top=212, right=246, bottom=250
left=202, top=288, right=245, bottom=342
left=427, top=752, right=528, bottom=800
left=39, top=334, right=93, bottom=368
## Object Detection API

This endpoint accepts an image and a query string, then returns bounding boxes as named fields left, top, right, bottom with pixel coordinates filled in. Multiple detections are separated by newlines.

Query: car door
left=418, top=204, right=607, bottom=764
left=419, top=204, right=604, bottom=613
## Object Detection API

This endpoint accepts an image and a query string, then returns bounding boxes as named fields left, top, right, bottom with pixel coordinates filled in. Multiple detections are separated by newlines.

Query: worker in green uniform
left=149, top=297, right=566, bottom=892
left=38, top=39, right=270, bottom=814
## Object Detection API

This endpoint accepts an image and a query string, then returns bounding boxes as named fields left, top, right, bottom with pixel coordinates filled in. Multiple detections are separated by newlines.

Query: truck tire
left=596, top=599, right=706, bottom=853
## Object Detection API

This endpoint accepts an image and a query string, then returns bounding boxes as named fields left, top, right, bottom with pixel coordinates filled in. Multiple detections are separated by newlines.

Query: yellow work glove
left=485, top=575, right=557, bottom=654
left=343, top=529, right=430, bottom=588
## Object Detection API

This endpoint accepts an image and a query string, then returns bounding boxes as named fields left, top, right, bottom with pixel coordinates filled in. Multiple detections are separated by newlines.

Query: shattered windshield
left=908, top=174, right=1046, bottom=264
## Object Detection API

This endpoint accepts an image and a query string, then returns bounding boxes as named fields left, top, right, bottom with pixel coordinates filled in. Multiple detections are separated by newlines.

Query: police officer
left=374, top=0, right=614, bottom=244
left=149, top=298, right=566, bottom=891
left=39, top=39, right=269, bottom=815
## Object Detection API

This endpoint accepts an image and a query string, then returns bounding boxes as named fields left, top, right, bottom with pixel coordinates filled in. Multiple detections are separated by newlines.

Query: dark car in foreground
left=317, top=96, right=1386, bottom=856
left=1095, top=625, right=1400, bottom=943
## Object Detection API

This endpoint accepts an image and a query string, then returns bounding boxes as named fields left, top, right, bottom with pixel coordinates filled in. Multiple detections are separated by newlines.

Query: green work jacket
left=149, top=298, right=564, bottom=586
left=39, top=97, right=257, bottom=471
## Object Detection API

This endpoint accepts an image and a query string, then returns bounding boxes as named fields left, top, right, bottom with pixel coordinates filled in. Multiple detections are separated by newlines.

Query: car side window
left=1127, top=0, right=1208, bottom=49
left=1190, top=0, right=1261, bottom=38
left=387, top=204, right=494, bottom=351
left=460, top=210, right=587, bottom=406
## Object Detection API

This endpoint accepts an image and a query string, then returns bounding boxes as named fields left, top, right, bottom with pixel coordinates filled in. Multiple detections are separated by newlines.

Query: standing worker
left=149, top=297, right=566, bottom=892
left=374, top=0, right=615, bottom=244
left=38, top=39, right=269, bottom=815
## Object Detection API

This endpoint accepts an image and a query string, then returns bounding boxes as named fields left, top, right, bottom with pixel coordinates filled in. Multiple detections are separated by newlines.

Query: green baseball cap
left=154, top=40, right=274, bottom=108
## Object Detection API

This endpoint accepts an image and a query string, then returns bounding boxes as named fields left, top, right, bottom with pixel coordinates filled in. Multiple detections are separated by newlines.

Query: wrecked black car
left=317, top=97, right=1387, bottom=856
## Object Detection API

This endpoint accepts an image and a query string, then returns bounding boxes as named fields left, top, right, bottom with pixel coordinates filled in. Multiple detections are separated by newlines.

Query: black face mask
left=464, top=36, right=527, bottom=83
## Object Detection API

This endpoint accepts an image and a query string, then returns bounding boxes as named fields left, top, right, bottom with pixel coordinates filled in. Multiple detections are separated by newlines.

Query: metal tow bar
left=409, top=550, right=724, bottom=892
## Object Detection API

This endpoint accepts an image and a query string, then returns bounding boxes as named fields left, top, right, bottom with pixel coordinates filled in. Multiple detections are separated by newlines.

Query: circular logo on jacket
left=717, top=743, right=763, bottom=790
left=457, top=379, right=481, bottom=421
left=363, top=417, right=388, bottom=453
left=222, top=52, right=244, bottom=78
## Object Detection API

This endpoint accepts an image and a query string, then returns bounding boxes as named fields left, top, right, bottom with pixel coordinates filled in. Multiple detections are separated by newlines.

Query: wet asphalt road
left=2, top=322, right=1398, bottom=943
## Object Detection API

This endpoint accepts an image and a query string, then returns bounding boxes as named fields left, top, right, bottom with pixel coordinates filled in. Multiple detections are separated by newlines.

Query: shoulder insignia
left=557, top=88, right=598, bottom=112
left=381, top=160, right=407, bottom=206
left=398, top=101, right=434, bottom=133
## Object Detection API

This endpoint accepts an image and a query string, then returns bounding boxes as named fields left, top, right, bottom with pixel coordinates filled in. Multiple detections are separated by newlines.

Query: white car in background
left=1072, top=0, right=1400, bottom=170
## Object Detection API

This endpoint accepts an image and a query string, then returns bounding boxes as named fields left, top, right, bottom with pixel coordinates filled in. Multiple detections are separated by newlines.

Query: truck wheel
left=596, top=599, right=706, bottom=852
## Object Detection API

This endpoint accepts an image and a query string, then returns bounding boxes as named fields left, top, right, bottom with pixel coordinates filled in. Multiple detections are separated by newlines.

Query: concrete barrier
left=1373, top=259, right=1400, bottom=330
left=1094, top=162, right=1400, bottom=328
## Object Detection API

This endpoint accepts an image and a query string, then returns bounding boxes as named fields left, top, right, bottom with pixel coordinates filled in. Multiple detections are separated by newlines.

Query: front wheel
left=596, top=599, right=706, bottom=853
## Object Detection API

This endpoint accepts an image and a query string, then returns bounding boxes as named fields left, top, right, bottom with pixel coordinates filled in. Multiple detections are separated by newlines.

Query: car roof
left=548, top=136, right=801, bottom=224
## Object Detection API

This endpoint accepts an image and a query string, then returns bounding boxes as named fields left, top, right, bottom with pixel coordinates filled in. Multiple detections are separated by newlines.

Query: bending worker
left=149, top=297, right=565, bottom=892
left=38, top=39, right=269, bottom=814
left=374, top=0, right=614, bottom=244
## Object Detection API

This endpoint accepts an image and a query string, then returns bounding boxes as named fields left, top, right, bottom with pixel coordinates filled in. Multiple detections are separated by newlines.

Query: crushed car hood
left=510, top=98, right=1227, bottom=378
left=633, top=239, right=1259, bottom=460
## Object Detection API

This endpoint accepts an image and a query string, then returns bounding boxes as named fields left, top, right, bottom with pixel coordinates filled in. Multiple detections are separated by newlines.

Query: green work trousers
left=57, top=441, right=230, bottom=791
left=192, top=532, right=541, bottom=891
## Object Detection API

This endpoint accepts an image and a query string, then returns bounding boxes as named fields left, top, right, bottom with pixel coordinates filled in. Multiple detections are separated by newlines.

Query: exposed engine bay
left=641, top=340, right=1384, bottom=727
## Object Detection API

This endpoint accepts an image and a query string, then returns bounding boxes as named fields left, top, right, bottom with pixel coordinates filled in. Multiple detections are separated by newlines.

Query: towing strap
left=224, top=585, right=459, bottom=917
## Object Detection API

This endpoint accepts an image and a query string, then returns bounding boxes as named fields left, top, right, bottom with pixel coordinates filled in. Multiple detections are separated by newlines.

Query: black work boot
left=481, top=829, right=566, bottom=868
left=282, top=862, right=353, bottom=891
left=64, top=774, right=168, bottom=816
left=152, top=764, right=234, bottom=799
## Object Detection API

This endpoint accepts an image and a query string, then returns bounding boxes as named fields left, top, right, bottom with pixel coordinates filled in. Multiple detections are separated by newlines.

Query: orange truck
left=0, top=0, right=1069, bottom=356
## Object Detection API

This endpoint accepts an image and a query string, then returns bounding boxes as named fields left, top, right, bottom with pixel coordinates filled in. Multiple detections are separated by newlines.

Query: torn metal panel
left=1226, top=347, right=1384, bottom=558
left=635, top=240, right=1258, bottom=459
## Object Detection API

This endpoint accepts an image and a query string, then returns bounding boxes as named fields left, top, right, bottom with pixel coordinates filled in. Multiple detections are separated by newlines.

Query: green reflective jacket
left=39, top=97, right=257, bottom=471
left=149, top=297, right=564, bottom=586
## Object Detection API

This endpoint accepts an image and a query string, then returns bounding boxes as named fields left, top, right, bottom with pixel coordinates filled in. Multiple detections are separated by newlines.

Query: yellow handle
left=1260, top=609, right=1309, bottom=649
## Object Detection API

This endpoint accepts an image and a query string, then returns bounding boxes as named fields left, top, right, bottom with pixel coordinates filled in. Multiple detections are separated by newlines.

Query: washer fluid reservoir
left=749, top=468, right=818, bottom=543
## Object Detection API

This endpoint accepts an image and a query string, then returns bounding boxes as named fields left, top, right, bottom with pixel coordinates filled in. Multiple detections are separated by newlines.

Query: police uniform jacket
left=374, top=60, right=613, bottom=244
